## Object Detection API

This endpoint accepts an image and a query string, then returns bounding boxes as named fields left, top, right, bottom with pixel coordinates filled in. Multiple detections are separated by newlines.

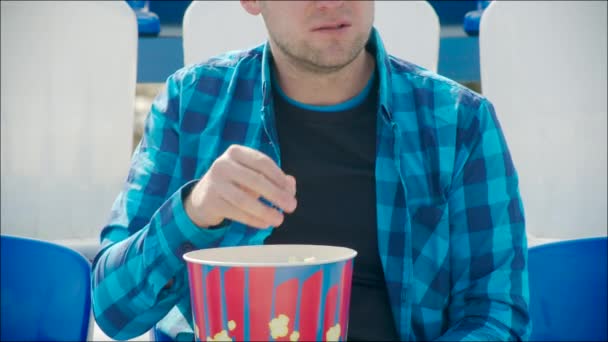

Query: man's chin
left=314, top=53, right=363, bottom=72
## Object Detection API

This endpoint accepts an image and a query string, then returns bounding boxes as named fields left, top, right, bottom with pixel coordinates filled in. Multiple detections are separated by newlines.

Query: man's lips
left=312, top=22, right=352, bottom=31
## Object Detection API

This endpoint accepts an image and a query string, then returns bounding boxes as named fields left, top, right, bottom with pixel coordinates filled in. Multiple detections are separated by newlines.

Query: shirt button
left=177, top=242, right=195, bottom=257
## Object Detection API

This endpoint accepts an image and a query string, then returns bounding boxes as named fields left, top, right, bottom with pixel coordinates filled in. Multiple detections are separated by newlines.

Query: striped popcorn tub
left=183, top=244, right=357, bottom=341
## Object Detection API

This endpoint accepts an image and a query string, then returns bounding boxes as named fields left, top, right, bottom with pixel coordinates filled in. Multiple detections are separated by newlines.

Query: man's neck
left=271, top=48, right=376, bottom=106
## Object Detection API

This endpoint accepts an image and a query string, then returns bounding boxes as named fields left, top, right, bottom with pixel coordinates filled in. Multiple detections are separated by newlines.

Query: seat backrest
left=182, top=1, right=267, bottom=66
left=528, top=237, right=607, bottom=341
left=0, top=234, right=92, bottom=341
left=183, top=1, right=439, bottom=71
left=1, top=2, right=137, bottom=242
left=479, top=2, right=607, bottom=240
left=374, top=1, right=440, bottom=72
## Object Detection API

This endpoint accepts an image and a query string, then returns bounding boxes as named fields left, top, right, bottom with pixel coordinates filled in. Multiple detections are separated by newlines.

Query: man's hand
left=185, top=145, right=297, bottom=229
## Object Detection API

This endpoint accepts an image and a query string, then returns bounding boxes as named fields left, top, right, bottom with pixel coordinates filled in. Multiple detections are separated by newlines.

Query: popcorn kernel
left=207, top=329, right=232, bottom=342
left=269, top=314, right=290, bottom=338
left=228, top=320, right=236, bottom=331
left=326, top=323, right=341, bottom=341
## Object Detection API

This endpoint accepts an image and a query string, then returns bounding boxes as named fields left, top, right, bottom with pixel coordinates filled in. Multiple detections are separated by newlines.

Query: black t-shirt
left=264, top=71, right=400, bottom=341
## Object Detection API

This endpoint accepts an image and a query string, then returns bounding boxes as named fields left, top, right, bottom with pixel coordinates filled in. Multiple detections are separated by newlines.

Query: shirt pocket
left=410, top=202, right=450, bottom=310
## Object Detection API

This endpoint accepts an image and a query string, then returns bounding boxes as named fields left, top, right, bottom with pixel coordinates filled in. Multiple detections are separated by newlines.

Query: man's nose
left=315, top=1, right=345, bottom=10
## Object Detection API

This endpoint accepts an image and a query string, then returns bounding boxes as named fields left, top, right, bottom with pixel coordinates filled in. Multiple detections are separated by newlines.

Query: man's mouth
left=312, top=22, right=351, bottom=31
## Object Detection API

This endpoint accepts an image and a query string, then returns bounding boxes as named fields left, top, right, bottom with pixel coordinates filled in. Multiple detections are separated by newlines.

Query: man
left=91, top=1, right=530, bottom=341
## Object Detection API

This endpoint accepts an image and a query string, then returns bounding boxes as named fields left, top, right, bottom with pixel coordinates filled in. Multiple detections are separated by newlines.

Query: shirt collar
left=259, top=27, right=394, bottom=118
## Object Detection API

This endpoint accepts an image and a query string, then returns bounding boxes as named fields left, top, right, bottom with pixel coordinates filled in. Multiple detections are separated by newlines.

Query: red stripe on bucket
left=205, top=268, right=223, bottom=337
left=299, top=270, right=323, bottom=341
left=339, top=260, right=353, bottom=340
left=248, top=267, right=275, bottom=340
left=274, top=278, right=299, bottom=341
left=322, top=285, right=339, bottom=339
left=224, top=267, right=245, bottom=341
left=187, top=263, right=207, bottom=340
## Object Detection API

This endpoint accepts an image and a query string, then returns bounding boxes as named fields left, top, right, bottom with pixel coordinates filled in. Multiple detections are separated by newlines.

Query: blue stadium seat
left=528, top=237, right=607, bottom=341
left=0, top=234, right=91, bottom=341
left=154, top=326, right=173, bottom=341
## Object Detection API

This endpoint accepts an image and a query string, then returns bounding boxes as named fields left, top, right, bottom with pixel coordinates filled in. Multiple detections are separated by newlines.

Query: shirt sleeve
left=437, top=98, right=531, bottom=341
left=90, top=73, right=228, bottom=341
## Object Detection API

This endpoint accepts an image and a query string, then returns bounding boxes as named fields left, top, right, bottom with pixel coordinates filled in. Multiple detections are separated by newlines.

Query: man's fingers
left=217, top=181, right=285, bottom=227
left=226, top=145, right=295, bottom=194
left=214, top=196, right=275, bottom=229
left=225, top=158, right=297, bottom=213
left=286, top=175, right=297, bottom=195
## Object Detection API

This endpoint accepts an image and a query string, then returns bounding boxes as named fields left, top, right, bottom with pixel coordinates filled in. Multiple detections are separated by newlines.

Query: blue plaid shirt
left=91, top=28, right=530, bottom=341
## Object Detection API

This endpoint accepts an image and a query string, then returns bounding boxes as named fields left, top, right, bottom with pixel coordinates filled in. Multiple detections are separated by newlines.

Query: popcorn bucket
left=184, top=244, right=357, bottom=341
